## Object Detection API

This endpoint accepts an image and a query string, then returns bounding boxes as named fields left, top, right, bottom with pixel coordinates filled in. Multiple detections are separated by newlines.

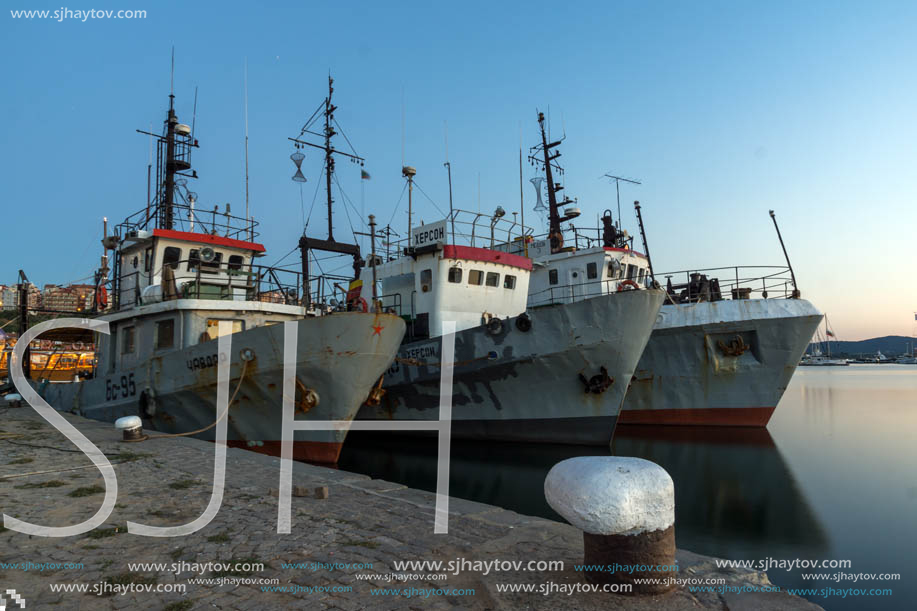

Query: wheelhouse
left=359, top=215, right=532, bottom=339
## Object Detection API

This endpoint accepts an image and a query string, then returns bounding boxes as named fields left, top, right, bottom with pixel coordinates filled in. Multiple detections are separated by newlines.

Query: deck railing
left=116, top=202, right=259, bottom=243
left=658, top=265, right=796, bottom=304
left=379, top=209, right=534, bottom=259
left=528, top=265, right=796, bottom=308
left=106, top=259, right=352, bottom=311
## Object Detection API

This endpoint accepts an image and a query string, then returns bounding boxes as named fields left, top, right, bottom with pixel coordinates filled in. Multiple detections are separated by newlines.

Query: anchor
left=717, top=334, right=749, bottom=357
left=579, top=366, right=614, bottom=394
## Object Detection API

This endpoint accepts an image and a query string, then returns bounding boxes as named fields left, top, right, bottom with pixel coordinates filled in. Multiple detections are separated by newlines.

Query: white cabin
left=527, top=241, right=652, bottom=306
left=95, top=229, right=308, bottom=377
left=359, top=223, right=531, bottom=339
left=116, top=229, right=266, bottom=307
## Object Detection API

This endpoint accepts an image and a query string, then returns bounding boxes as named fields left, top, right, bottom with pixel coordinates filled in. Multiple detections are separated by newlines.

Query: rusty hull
left=619, top=298, right=823, bottom=426
left=357, top=288, right=665, bottom=445
left=39, top=313, right=406, bottom=464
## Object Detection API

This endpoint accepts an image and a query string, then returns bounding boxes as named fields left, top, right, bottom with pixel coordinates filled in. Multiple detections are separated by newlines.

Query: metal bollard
left=545, top=456, right=677, bottom=594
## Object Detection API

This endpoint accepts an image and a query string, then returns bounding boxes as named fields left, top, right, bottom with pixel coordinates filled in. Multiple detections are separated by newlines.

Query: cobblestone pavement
left=0, top=407, right=822, bottom=610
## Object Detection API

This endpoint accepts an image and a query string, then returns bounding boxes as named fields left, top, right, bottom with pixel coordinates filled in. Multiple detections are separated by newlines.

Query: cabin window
left=485, top=272, right=500, bottom=287
left=420, top=269, right=433, bottom=293
left=163, top=247, right=181, bottom=270
left=587, top=262, right=598, bottom=279
left=549, top=269, right=559, bottom=285
left=228, top=255, right=244, bottom=271
left=627, top=264, right=637, bottom=280
left=122, top=326, right=135, bottom=354
left=638, top=268, right=645, bottom=284
left=468, top=270, right=484, bottom=286
left=204, top=319, right=245, bottom=342
left=504, top=275, right=517, bottom=289
left=448, top=267, right=463, bottom=283
left=155, top=319, right=175, bottom=350
left=144, top=247, right=153, bottom=272
left=187, top=249, right=200, bottom=271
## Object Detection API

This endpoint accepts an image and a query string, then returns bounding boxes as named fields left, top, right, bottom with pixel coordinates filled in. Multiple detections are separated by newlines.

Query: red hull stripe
left=153, top=229, right=266, bottom=253
left=441, top=245, right=533, bottom=270
left=226, top=440, right=344, bottom=464
left=617, top=406, right=776, bottom=427
left=604, top=247, right=647, bottom=258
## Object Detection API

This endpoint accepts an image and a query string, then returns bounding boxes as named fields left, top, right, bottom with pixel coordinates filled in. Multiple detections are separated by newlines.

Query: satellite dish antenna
left=291, top=151, right=307, bottom=183
left=200, top=247, right=216, bottom=263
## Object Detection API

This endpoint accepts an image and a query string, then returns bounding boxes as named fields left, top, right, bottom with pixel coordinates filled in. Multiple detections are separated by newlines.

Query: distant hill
left=809, top=335, right=916, bottom=357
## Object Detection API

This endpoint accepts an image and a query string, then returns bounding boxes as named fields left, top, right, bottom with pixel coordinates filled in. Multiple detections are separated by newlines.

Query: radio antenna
left=191, top=86, right=198, bottom=140
left=443, top=120, right=454, bottom=237
left=243, top=59, right=250, bottom=224
left=401, top=86, right=406, bottom=167
left=602, top=174, right=641, bottom=228
left=146, top=123, right=153, bottom=222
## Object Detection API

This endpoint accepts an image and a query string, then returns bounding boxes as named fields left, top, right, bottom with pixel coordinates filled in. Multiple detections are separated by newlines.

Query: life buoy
left=487, top=317, right=503, bottom=335
left=515, top=313, right=532, bottom=332
left=357, top=297, right=368, bottom=313
left=95, top=286, right=108, bottom=309
left=617, top=280, right=640, bottom=292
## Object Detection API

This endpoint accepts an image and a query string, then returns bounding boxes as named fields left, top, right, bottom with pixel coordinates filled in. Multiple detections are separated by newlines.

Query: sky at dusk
left=3, top=0, right=915, bottom=340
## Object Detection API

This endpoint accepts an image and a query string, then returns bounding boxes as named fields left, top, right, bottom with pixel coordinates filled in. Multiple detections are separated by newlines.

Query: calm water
left=338, top=365, right=917, bottom=610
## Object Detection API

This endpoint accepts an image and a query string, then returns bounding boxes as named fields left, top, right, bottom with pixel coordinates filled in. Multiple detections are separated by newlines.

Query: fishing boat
left=32, top=78, right=405, bottom=464
left=499, top=114, right=822, bottom=427
left=354, top=113, right=664, bottom=445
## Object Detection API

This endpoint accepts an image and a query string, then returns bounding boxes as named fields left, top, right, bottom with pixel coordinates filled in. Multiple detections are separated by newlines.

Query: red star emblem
left=372, top=324, right=384, bottom=336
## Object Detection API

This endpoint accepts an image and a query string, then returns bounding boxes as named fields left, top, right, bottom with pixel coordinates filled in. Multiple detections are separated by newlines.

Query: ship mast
left=289, top=76, right=365, bottom=308
left=135, top=91, right=199, bottom=231
left=528, top=111, right=577, bottom=253
left=324, top=78, right=336, bottom=239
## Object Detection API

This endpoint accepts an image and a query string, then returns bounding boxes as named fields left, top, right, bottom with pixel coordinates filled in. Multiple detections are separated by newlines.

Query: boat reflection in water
left=338, top=426, right=827, bottom=559
left=611, top=426, right=827, bottom=558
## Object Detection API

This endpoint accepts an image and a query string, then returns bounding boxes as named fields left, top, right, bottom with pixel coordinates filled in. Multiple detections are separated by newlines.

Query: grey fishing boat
left=36, top=80, right=405, bottom=463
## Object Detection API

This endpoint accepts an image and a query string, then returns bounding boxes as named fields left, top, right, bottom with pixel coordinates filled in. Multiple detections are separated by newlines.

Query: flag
left=826, top=330, right=835, bottom=337
left=361, top=169, right=371, bottom=180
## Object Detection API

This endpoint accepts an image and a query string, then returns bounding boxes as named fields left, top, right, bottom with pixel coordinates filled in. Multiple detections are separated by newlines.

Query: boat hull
left=619, top=298, right=822, bottom=427
left=358, top=288, right=665, bottom=445
left=40, top=313, right=405, bottom=463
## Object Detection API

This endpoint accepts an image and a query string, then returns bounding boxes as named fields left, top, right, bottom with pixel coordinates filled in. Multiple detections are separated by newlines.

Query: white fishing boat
left=354, top=191, right=663, bottom=444
left=496, top=113, right=822, bottom=427
left=33, top=78, right=405, bottom=464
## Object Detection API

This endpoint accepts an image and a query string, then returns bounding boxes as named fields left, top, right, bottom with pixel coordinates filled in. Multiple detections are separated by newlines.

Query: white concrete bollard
left=544, top=456, right=676, bottom=594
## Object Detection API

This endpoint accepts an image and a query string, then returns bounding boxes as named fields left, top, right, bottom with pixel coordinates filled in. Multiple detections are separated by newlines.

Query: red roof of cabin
left=604, top=247, right=647, bottom=258
left=441, top=245, right=533, bottom=271
left=153, top=229, right=266, bottom=253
